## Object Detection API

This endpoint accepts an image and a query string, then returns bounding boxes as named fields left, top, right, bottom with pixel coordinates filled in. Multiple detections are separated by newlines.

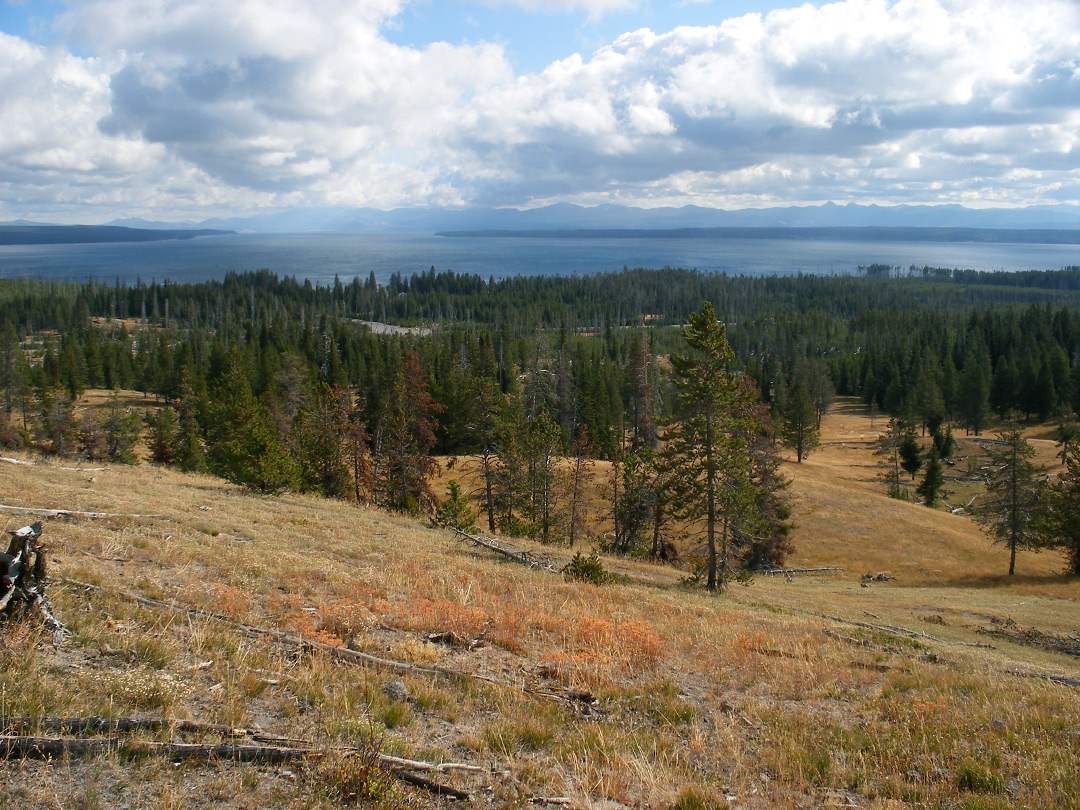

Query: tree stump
left=1, top=522, right=65, bottom=635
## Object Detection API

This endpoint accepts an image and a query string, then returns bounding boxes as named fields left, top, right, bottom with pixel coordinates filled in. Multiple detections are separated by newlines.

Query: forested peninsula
left=0, top=225, right=232, bottom=245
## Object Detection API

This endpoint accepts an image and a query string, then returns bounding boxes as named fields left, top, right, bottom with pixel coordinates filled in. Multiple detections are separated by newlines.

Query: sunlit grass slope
left=0, top=397, right=1077, bottom=809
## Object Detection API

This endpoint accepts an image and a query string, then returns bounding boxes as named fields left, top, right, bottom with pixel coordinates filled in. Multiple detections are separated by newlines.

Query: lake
left=1, top=232, right=1078, bottom=286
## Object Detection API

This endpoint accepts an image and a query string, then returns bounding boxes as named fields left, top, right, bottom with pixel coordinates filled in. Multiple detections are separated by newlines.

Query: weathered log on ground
left=758, top=566, right=845, bottom=576
left=0, top=735, right=318, bottom=763
left=0, top=732, right=474, bottom=799
left=450, top=528, right=565, bottom=573
left=0, top=717, right=485, bottom=775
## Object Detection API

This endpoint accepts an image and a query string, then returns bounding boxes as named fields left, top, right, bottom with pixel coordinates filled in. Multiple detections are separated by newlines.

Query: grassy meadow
left=0, top=395, right=1077, bottom=809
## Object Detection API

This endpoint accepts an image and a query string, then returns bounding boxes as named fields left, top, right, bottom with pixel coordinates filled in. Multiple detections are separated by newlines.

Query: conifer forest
left=3, top=265, right=1080, bottom=585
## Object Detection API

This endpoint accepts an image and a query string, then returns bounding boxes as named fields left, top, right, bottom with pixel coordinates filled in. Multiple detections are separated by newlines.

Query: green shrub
left=435, top=479, right=477, bottom=532
left=958, top=761, right=1005, bottom=794
left=671, top=786, right=728, bottom=810
left=564, top=551, right=609, bottom=585
left=307, top=749, right=396, bottom=805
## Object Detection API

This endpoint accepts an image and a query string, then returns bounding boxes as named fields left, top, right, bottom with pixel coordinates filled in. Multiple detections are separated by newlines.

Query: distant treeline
left=2, top=265, right=1080, bottom=460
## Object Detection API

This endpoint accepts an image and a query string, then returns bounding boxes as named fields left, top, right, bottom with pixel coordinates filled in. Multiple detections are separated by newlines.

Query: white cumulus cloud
left=451, top=0, right=1080, bottom=206
left=1, top=0, right=1080, bottom=220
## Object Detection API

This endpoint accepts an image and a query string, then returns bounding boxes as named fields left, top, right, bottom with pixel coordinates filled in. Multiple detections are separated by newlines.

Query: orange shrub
left=317, top=598, right=378, bottom=639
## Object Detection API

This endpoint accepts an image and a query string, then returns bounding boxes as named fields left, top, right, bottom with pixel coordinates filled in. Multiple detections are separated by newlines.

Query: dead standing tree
left=1, top=522, right=65, bottom=634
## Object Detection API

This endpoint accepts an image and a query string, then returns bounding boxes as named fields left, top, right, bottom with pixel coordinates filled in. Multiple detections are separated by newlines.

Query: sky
left=1, top=0, right=1078, bottom=223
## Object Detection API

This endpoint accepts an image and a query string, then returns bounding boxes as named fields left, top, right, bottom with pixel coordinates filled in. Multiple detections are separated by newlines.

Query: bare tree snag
left=1, top=523, right=65, bottom=635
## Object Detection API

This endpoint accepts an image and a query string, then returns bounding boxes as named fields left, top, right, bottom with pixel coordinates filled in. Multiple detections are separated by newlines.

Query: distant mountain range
left=437, top=226, right=1080, bottom=244
left=5, top=202, right=1080, bottom=236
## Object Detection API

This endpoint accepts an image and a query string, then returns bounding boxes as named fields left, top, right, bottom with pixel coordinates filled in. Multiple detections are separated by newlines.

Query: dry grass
left=1, top=397, right=1078, bottom=809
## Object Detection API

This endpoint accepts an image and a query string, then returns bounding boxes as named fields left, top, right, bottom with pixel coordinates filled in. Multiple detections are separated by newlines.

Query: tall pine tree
left=662, top=302, right=761, bottom=591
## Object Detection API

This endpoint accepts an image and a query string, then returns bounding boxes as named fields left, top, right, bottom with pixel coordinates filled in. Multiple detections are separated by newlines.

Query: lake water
left=1, top=232, right=1078, bottom=286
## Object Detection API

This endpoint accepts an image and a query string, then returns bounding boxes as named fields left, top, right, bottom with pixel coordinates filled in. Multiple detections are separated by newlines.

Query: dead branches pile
left=0, top=523, right=64, bottom=635
left=977, top=616, right=1080, bottom=659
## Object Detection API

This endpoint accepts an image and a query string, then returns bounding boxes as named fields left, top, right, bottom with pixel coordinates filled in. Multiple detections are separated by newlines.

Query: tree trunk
left=705, top=412, right=717, bottom=591
left=481, top=450, right=496, bottom=534
left=651, top=501, right=662, bottom=559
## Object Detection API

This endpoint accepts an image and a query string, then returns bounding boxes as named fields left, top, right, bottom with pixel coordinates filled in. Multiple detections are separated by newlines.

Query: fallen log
left=0, top=735, right=316, bottom=763
left=0, top=716, right=244, bottom=737
left=0, top=456, right=105, bottom=472
left=450, top=528, right=565, bottom=573
left=0, top=734, right=472, bottom=799
left=0, top=717, right=484, bottom=775
left=758, top=567, right=845, bottom=576
left=379, top=753, right=483, bottom=774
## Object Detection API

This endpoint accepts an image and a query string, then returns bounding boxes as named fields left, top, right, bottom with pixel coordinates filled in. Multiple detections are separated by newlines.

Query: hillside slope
left=1, top=406, right=1078, bottom=808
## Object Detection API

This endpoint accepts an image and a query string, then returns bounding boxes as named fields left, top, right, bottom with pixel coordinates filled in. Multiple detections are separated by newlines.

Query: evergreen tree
left=58, top=338, right=87, bottom=401
left=914, top=361, right=945, bottom=436
left=372, top=351, right=443, bottom=514
left=1054, top=416, right=1078, bottom=467
left=205, top=352, right=296, bottom=494
left=799, top=357, right=835, bottom=429
left=101, top=394, right=142, bottom=463
left=566, top=424, right=594, bottom=547
left=932, top=425, right=956, bottom=460
left=957, top=352, right=991, bottom=435
left=435, top=479, right=477, bottom=533
left=494, top=395, right=529, bottom=535
left=77, top=414, right=109, bottom=461
left=990, top=355, right=1019, bottom=419
left=1033, top=361, right=1057, bottom=422
left=173, top=374, right=207, bottom=473
left=976, top=421, right=1044, bottom=576
left=899, top=424, right=922, bottom=481
left=780, top=382, right=819, bottom=463
left=876, top=417, right=906, bottom=499
left=146, top=407, right=178, bottom=465
left=344, top=390, right=374, bottom=505
left=467, top=376, right=505, bottom=533
left=292, top=383, right=352, bottom=499
left=916, top=447, right=945, bottom=507
left=0, top=320, right=26, bottom=416
left=612, top=445, right=656, bottom=555
left=35, top=388, right=77, bottom=456
left=1035, top=443, right=1080, bottom=575
left=625, top=331, right=658, bottom=449
left=521, top=409, right=563, bottom=542
left=0, top=407, right=22, bottom=449
left=739, top=406, right=793, bottom=570
left=662, top=302, right=761, bottom=591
